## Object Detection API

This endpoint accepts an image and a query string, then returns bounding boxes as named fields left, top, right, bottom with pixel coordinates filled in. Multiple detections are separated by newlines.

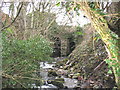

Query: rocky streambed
left=38, top=57, right=81, bottom=89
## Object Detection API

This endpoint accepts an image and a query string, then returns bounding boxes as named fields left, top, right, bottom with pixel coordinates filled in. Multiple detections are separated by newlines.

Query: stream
left=34, top=57, right=79, bottom=89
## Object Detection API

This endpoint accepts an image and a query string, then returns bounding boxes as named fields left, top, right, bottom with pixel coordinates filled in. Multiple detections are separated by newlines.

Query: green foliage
left=2, top=31, right=53, bottom=88
left=94, top=33, right=101, bottom=42
left=73, top=26, right=84, bottom=44
left=89, top=2, right=95, bottom=9
left=6, top=27, right=14, bottom=34
left=88, top=2, right=107, bottom=16
left=59, top=1, right=80, bottom=16
left=75, top=31, right=83, bottom=35
left=108, top=70, right=113, bottom=74
left=105, top=57, right=120, bottom=77
left=56, top=2, right=60, bottom=6
left=74, top=26, right=84, bottom=35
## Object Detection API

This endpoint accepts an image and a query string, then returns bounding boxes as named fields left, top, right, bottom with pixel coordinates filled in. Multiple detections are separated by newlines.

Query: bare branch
left=103, top=2, right=109, bottom=11
left=0, top=2, right=23, bottom=31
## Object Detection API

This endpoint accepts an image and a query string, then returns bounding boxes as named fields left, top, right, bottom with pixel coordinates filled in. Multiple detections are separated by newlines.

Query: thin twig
left=0, top=2, right=23, bottom=31
left=2, top=73, right=26, bottom=88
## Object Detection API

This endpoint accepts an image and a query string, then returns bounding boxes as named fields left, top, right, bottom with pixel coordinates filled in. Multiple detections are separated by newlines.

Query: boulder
left=48, top=70, right=58, bottom=77
left=57, top=69, right=68, bottom=75
left=72, top=73, right=80, bottom=79
left=51, top=80, right=64, bottom=88
left=55, top=78, right=64, bottom=83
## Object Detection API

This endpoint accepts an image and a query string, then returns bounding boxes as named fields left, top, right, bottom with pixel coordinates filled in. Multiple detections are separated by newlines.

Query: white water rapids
left=32, top=61, right=78, bottom=89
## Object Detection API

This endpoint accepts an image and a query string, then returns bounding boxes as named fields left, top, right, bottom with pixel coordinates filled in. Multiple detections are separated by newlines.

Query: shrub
left=2, top=32, right=53, bottom=88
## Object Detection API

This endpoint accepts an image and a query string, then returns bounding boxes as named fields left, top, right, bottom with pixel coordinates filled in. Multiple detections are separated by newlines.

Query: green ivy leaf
left=108, top=70, right=112, bottom=74
left=6, top=28, right=13, bottom=34
left=76, top=32, right=83, bottom=35
left=56, top=2, right=60, bottom=6
left=105, top=59, right=112, bottom=64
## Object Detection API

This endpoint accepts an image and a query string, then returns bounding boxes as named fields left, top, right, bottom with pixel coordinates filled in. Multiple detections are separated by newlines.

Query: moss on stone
left=48, top=70, right=58, bottom=77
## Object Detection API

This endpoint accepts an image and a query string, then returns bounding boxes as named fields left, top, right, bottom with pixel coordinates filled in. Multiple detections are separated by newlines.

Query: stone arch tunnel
left=51, top=36, right=76, bottom=57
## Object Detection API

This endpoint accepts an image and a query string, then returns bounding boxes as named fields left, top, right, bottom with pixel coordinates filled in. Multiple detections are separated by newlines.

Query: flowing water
left=38, top=60, right=78, bottom=89
left=62, top=76, right=78, bottom=88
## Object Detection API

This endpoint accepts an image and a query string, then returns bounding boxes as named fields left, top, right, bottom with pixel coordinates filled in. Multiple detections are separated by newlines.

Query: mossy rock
left=73, top=64, right=79, bottom=70
left=72, top=73, right=80, bottom=79
left=55, top=61, right=65, bottom=67
left=68, top=74, right=74, bottom=78
left=35, top=80, right=42, bottom=86
left=48, top=70, right=58, bottom=77
left=55, top=78, right=64, bottom=83
left=51, top=80, right=64, bottom=88
left=62, top=58, right=69, bottom=63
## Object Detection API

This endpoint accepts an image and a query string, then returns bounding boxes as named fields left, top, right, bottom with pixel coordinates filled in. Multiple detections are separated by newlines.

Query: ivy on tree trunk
left=78, top=1, right=120, bottom=88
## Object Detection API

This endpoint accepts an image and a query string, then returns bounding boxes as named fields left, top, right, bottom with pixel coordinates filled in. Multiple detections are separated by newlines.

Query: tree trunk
left=79, top=2, right=120, bottom=88
left=23, top=2, right=28, bottom=40
left=0, top=5, right=3, bottom=90
left=106, top=2, right=120, bottom=37
left=31, top=6, right=34, bottom=29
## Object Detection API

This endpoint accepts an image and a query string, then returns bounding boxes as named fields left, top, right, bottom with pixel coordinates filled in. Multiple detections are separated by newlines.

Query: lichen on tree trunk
left=78, top=1, right=120, bottom=88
